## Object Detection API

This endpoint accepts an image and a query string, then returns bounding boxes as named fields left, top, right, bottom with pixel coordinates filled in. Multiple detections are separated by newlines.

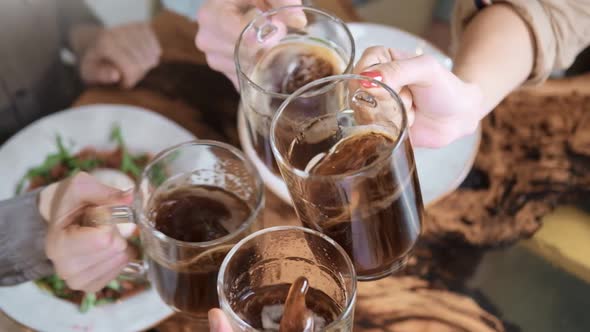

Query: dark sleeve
left=57, top=0, right=103, bottom=49
left=0, top=189, right=54, bottom=286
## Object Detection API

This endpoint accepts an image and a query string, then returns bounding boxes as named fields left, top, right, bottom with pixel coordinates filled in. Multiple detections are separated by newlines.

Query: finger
left=208, top=308, right=234, bottom=332
left=47, top=223, right=127, bottom=259
left=53, top=237, right=127, bottom=279
left=399, top=87, right=415, bottom=126
left=388, top=48, right=415, bottom=60
left=354, top=46, right=394, bottom=74
left=196, top=31, right=237, bottom=55
left=66, top=250, right=129, bottom=292
left=83, top=245, right=138, bottom=293
left=199, top=3, right=254, bottom=42
left=98, top=33, right=143, bottom=88
left=93, top=63, right=121, bottom=84
left=369, top=55, right=442, bottom=92
left=82, top=261, right=127, bottom=293
left=80, top=53, right=121, bottom=85
left=132, top=24, right=161, bottom=68
left=69, top=172, right=133, bottom=207
left=128, top=26, right=154, bottom=66
left=137, top=24, right=162, bottom=62
left=206, top=55, right=236, bottom=76
left=409, top=124, right=454, bottom=148
left=233, top=11, right=288, bottom=66
left=112, top=32, right=147, bottom=87
left=354, top=47, right=418, bottom=75
left=100, top=53, right=139, bottom=89
left=266, top=0, right=307, bottom=29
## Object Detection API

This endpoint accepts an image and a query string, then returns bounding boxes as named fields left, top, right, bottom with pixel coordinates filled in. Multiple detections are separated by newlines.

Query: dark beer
left=284, top=118, right=423, bottom=279
left=147, top=185, right=251, bottom=317
left=233, top=277, right=341, bottom=331
left=245, top=41, right=347, bottom=174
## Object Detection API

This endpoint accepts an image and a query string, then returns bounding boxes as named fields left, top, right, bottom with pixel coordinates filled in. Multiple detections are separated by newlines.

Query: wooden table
left=3, top=1, right=590, bottom=331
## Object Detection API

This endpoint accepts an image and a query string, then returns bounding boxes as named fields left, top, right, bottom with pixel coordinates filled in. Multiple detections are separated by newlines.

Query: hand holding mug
left=354, top=46, right=484, bottom=148
left=195, top=0, right=306, bottom=87
left=40, top=172, right=134, bottom=293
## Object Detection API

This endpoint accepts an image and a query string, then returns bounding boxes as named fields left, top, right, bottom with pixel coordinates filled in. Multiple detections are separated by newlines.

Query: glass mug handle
left=82, top=205, right=147, bottom=277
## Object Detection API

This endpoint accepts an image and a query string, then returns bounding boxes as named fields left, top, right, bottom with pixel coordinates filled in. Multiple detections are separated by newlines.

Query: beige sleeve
left=451, top=0, right=590, bottom=85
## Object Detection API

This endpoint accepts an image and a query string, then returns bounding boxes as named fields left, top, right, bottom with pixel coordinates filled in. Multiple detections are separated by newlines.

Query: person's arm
left=452, top=0, right=590, bottom=112
left=0, top=189, right=53, bottom=286
left=453, top=3, right=534, bottom=113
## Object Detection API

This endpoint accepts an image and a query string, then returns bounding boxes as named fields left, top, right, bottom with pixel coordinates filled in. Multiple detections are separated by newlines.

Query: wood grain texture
left=424, top=87, right=590, bottom=248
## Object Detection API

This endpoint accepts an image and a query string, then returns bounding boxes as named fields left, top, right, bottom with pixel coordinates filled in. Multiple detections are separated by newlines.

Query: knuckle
left=65, top=277, right=84, bottom=291
left=70, top=171, right=90, bottom=186
left=387, top=60, right=405, bottom=77
left=85, top=284, right=102, bottom=294
left=363, top=45, right=387, bottom=56
left=45, top=241, right=57, bottom=260
left=195, top=33, right=208, bottom=52
left=111, top=236, right=127, bottom=253
left=205, top=54, right=223, bottom=70
left=93, top=229, right=115, bottom=250
left=420, top=54, right=440, bottom=70
left=55, top=265, right=74, bottom=281
left=196, top=8, right=208, bottom=24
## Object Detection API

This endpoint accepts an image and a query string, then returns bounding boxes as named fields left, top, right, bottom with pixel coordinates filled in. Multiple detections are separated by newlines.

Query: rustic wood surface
left=2, top=2, right=589, bottom=331
left=424, top=86, right=590, bottom=248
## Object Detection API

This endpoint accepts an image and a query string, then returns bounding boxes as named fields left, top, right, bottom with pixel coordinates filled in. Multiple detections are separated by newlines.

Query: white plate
left=238, top=23, right=480, bottom=206
left=347, top=22, right=454, bottom=69
left=0, top=104, right=196, bottom=332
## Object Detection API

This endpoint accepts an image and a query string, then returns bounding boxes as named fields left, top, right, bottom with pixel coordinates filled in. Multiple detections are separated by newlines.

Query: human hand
left=208, top=309, right=233, bottom=332
left=80, top=23, right=162, bottom=88
left=354, top=46, right=484, bottom=148
left=195, top=0, right=305, bottom=87
left=39, top=172, right=134, bottom=293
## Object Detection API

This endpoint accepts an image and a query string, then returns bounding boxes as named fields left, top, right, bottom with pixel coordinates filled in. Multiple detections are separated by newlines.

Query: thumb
left=208, top=309, right=233, bottom=332
left=41, top=173, right=132, bottom=227
left=93, top=63, right=121, bottom=84
left=264, top=0, right=307, bottom=29
left=83, top=59, right=121, bottom=85
left=69, top=172, right=132, bottom=207
left=367, top=55, right=441, bottom=93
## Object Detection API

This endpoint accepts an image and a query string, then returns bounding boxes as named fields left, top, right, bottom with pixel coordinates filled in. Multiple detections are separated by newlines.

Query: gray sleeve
left=57, top=0, right=103, bottom=49
left=0, top=189, right=54, bottom=286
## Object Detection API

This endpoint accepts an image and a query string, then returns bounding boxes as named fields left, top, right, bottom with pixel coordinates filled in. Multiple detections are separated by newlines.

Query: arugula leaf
left=56, top=135, right=70, bottom=160
left=95, top=298, right=115, bottom=306
left=106, top=280, right=121, bottom=291
left=148, top=163, right=167, bottom=186
left=70, top=158, right=101, bottom=171
left=15, top=135, right=72, bottom=194
left=122, top=154, right=142, bottom=178
left=128, top=235, right=141, bottom=247
left=15, top=178, right=27, bottom=196
left=80, top=293, right=97, bottom=313
left=110, top=125, right=143, bottom=178
left=110, top=125, right=124, bottom=147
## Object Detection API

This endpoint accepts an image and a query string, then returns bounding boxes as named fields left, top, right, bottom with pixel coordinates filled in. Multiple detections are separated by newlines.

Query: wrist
left=464, top=80, right=486, bottom=121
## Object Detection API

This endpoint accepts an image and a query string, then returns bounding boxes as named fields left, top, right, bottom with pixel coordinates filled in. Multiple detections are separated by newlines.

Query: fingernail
left=208, top=310, right=218, bottom=332
left=360, top=71, right=383, bottom=88
left=119, top=188, right=134, bottom=196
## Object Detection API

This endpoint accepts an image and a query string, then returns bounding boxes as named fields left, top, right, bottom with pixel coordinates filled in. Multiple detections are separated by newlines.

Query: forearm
left=0, top=189, right=53, bottom=285
left=453, top=3, right=534, bottom=115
